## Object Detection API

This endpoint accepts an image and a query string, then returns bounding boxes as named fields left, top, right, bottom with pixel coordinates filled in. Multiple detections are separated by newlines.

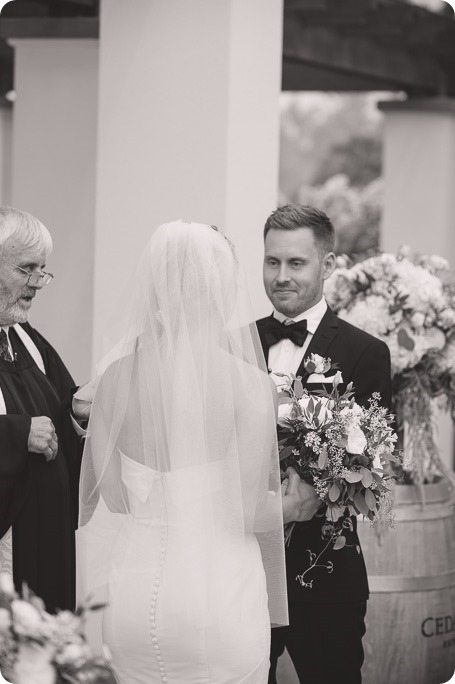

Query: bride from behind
left=76, top=221, right=288, bottom=683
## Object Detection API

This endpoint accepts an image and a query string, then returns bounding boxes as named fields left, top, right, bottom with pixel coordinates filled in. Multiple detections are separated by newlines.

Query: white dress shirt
left=268, top=296, right=327, bottom=383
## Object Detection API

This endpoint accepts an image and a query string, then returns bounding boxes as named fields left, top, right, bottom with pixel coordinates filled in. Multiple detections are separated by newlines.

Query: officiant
left=0, top=205, right=83, bottom=613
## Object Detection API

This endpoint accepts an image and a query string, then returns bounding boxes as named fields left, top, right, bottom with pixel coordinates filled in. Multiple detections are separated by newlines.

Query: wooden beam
left=282, top=57, right=413, bottom=91
left=0, top=17, right=99, bottom=39
left=283, top=19, right=446, bottom=95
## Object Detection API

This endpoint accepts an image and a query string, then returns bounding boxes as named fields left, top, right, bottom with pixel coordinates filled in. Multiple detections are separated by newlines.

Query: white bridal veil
left=77, top=220, right=288, bottom=630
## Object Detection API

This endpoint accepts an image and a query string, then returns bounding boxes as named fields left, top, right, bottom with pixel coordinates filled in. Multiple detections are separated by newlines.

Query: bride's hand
left=282, top=467, right=321, bottom=523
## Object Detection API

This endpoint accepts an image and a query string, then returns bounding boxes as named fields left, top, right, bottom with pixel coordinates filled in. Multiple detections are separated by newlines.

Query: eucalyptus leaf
left=365, top=488, right=377, bottom=511
left=329, top=483, right=341, bottom=502
left=354, top=491, right=370, bottom=516
left=318, top=446, right=328, bottom=468
left=360, top=468, right=373, bottom=488
left=294, top=378, right=304, bottom=399
left=397, top=327, right=415, bottom=351
left=279, top=446, right=295, bottom=461
left=333, top=535, right=346, bottom=550
left=344, top=471, right=363, bottom=483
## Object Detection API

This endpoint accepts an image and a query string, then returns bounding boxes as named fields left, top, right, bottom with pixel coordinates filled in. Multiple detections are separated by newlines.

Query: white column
left=10, top=39, right=98, bottom=381
left=380, top=98, right=455, bottom=256
left=0, top=105, right=13, bottom=204
left=380, top=98, right=455, bottom=470
left=93, top=0, right=283, bottom=363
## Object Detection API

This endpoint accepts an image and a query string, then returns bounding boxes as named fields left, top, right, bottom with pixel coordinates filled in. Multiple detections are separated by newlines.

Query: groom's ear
left=322, top=252, right=336, bottom=280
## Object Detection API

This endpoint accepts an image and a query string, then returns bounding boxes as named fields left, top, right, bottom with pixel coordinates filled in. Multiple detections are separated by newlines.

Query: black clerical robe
left=0, top=322, right=82, bottom=612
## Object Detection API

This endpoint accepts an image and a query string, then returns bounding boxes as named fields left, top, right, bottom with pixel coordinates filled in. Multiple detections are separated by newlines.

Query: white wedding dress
left=101, top=456, right=270, bottom=684
left=77, top=221, right=288, bottom=684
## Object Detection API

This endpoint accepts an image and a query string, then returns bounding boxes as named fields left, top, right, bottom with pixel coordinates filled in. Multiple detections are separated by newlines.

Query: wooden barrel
left=358, top=479, right=455, bottom=684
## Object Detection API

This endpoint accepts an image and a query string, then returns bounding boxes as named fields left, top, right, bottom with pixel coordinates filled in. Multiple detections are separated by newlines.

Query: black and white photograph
left=0, top=1, right=455, bottom=683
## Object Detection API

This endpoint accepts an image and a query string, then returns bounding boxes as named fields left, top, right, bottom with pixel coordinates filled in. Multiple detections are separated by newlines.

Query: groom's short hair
left=263, top=204, right=335, bottom=255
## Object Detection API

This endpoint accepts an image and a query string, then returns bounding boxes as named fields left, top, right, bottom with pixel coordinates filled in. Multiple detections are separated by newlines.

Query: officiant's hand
left=282, top=467, right=321, bottom=523
left=72, top=379, right=96, bottom=421
left=28, top=416, right=58, bottom=462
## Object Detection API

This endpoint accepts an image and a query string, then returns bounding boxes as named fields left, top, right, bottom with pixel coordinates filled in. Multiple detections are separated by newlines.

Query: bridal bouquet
left=0, top=573, right=116, bottom=684
left=277, top=354, right=400, bottom=548
left=324, top=248, right=455, bottom=483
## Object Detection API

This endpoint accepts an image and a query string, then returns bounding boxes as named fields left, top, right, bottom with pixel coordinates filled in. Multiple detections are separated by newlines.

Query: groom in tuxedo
left=257, top=204, right=392, bottom=684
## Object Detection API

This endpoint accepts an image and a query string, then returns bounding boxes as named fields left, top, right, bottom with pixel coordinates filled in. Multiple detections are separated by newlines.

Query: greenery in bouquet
left=276, top=354, right=400, bottom=550
left=0, top=572, right=116, bottom=684
left=324, top=247, right=455, bottom=484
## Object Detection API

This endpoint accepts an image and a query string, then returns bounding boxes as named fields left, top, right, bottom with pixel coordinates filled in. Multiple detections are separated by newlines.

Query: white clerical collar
left=273, top=296, right=327, bottom=334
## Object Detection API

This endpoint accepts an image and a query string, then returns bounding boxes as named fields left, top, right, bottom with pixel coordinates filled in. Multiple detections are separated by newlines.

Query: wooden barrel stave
left=358, top=480, right=455, bottom=684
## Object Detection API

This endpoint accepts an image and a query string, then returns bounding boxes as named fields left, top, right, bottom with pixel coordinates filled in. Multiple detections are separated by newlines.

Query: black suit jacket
left=257, top=306, right=392, bottom=604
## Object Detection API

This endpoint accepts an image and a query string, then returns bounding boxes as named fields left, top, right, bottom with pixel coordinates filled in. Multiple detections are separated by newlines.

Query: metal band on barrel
left=368, top=569, right=455, bottom=593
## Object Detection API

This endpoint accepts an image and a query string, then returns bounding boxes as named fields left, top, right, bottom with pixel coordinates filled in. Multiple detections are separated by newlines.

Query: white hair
left=0, top=205, right=53, bottom=256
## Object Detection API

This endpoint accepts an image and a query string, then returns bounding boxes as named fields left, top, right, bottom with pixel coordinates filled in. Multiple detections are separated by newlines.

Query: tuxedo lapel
left=296, top=307, right=339, bottom=384
left=256, top=314, right=274, bottom=369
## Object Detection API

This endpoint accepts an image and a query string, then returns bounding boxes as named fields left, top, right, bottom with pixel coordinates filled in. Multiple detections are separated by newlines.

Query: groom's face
left=263, top=227, right=335, bottom=318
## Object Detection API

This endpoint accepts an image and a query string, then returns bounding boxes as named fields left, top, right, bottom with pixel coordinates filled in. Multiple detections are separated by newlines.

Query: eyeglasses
left=17, top=266, right=54, bottom=287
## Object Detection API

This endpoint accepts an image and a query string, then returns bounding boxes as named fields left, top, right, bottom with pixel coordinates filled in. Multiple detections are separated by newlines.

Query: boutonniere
left=304, top=353, right=331, bottom=375
left=304, top=354, right=342, bottom=385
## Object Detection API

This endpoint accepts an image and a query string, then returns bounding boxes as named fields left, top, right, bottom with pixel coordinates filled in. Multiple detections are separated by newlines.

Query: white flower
left=299, top=396, right=332, bottom=424
left=411, top=312, right=425, bottom=328
left=12, top=600, right=42, bottom=637
left=305, top=353, right=331, bottom=374
left=13, top=643, right=56, bottom=684
left=346, top=426, right=367, bottom=454
left=425, top=327, right=446, bottom=352
left=0, top=572, right=15, bottom=598
left=398, top=245, right=411, bottom=258
left=338, top=296, right=391, bottom=337
left=340, top=402, right=364, bottom=428
left=54, top=642, right=90, bottom=666
left=336, top=255, right=349, bottom=269
left=0, top=607, right=11, bottom=635
left=332, top=371, right=343, bottom=387
left=277, top=402, right=293, bottom=425
left=439, top=308, right=455, bottom=329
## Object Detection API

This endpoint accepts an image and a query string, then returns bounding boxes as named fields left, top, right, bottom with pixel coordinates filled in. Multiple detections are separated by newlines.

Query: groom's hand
left=282, top=467, right=321, bottom=523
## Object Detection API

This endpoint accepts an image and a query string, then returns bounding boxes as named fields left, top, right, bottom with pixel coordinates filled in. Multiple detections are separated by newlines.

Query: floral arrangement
left=0, top=573, right=116, bottom=684
left=277, top=354, right=400, bottom=549
left=324, top=247, right=455, bottom=484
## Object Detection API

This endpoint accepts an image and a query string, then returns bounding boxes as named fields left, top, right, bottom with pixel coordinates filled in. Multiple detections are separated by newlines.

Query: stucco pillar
left=10, top=38, right=98, bottom=381
left=380, top=97, right=455, bottom=469
left=93, top=0, right=283, bottom=364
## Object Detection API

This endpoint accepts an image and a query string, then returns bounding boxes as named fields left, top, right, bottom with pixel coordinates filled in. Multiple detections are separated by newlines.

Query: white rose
left=0, top=607, right=11, bottom=634
left=439, top=308, right=455, bottom=328
left=55, top=642, right=89, bottom=666
left=346, top=426, right=367, bottom=454
left=307, top=353, right=330, bottom=374
left=12, top=600, right=42, bottom=636
left=299, top=396, right=332, bottom=424
left=425, top=327, right=446, bottom=352
left=429, top=255, right=449, bottom=272
left=277, top=402, right=293, bottom=426
left=0, top=571, right=15, bottom=597
left=411, top=312, right=425, bottom=328
left=13, top=643, right=56, bottom=684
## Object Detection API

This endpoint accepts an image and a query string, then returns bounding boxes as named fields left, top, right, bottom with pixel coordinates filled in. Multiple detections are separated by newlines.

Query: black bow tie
left=262, top=317, right=308, bottom=348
